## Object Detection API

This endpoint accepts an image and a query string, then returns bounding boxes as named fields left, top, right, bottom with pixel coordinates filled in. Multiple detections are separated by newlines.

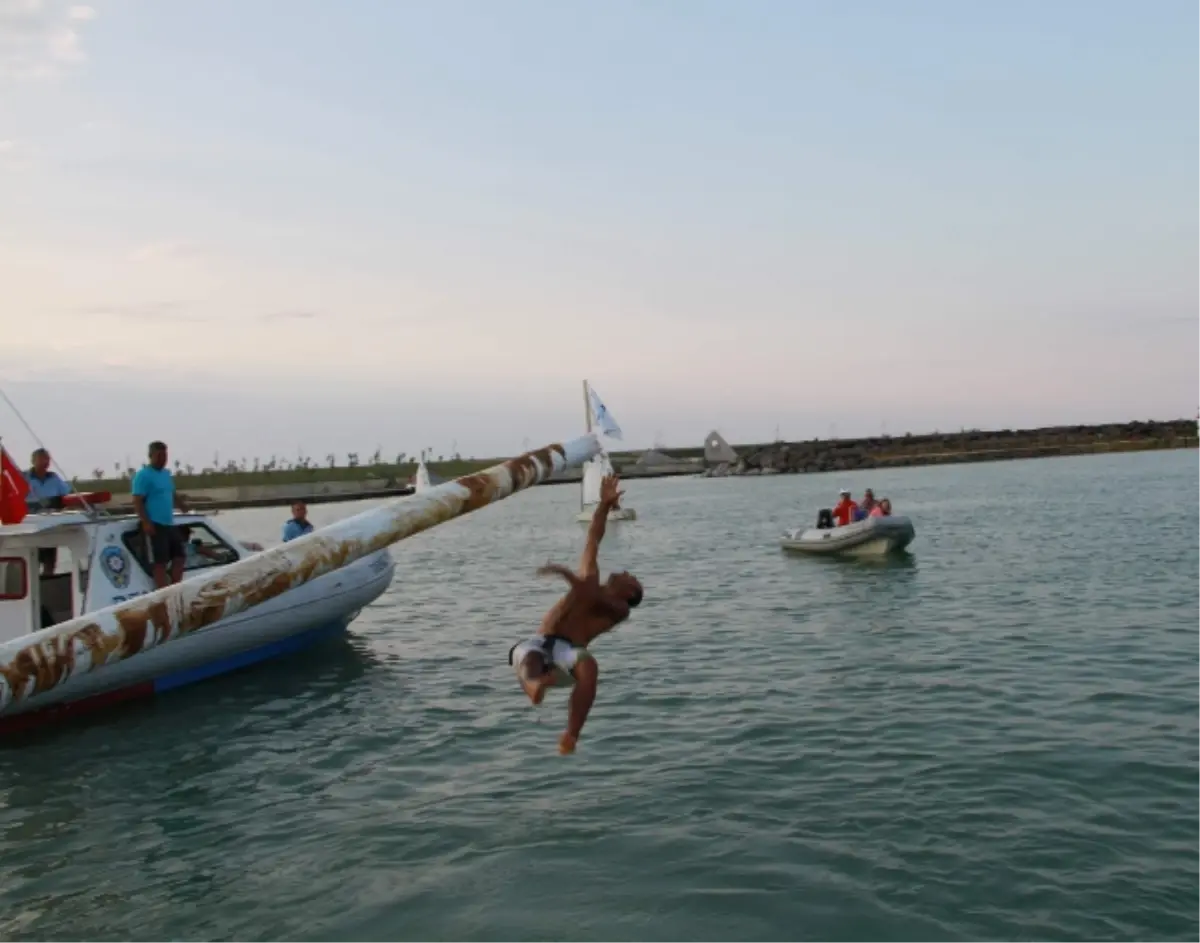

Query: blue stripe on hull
left=152, top=621, right=348, bottom=693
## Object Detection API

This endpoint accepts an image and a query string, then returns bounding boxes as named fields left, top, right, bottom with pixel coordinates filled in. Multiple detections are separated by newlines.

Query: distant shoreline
left=696, top=418, right=1197, bottom=480
left=84, top=418, right=1195, bottom=513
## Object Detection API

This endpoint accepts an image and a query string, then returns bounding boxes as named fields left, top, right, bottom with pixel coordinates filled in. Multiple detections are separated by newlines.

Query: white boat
left=0, top=501, right=394, bottom=733
left=414, top=453, right=434, bottom=494
left=414, top=449, right=445, bottom=494
left=575, top=451, right=637, bottom=523
left=780, top=514, right=915, bottom=556
left=575, top=379, right=636, bottom=523
left=0, top=434, right=601, bottom=737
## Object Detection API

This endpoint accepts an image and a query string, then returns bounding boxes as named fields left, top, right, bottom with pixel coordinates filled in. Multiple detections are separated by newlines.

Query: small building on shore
left=704, top=430, right=738, bottom=465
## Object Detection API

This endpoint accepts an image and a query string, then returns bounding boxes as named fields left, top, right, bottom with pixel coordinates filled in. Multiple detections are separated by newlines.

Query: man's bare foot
left=558, top=732, right=578, bottom=755
left=520, top=675, right=550, bottom=706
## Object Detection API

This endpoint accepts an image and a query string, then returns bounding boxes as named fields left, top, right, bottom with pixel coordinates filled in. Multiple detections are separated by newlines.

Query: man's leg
left=168, top=526, right=186, bottom=585
left=517, top=650, right=557, bottom=705
left=560, top=654, right=598, bottom=755
left=144, top=530, right=171, bottom=589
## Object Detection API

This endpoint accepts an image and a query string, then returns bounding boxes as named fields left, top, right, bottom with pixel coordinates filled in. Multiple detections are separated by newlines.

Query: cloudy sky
left=1, top=0, right=1196, bottom=474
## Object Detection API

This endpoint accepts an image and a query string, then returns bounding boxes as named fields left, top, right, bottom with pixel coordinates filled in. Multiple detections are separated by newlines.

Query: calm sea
left=1, top=450, right=1196, bottom=942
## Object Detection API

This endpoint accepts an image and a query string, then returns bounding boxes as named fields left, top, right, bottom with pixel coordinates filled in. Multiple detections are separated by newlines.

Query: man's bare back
left=508, top=473, right=643, bottom=754
left=535, top=562, right=633, bottom=647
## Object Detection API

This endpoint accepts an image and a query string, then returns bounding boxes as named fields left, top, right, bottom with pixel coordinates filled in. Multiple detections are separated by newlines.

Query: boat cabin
left=0, top=510, right=250, bottom=646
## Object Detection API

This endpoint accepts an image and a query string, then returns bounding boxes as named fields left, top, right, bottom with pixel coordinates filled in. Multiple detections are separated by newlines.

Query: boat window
left=121, top=523, right=240, bottom=575
left=178, top=524, right=240, bottom=571
left=0, top=557, right=28, bottom=600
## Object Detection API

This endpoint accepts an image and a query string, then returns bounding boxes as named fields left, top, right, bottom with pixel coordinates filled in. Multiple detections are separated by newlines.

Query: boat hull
left=0, top=549, right=395, bottom=731
left=780, top=516, right=915, bottom=556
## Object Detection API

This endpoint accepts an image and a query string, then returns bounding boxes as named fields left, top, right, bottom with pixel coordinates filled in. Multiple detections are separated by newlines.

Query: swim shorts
left=144, top=524, right=186, bottom=566
left=508, top=634, right=591, bottom=687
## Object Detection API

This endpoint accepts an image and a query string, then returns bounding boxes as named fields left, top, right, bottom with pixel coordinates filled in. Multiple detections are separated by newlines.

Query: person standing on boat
left=832, top=489, right=859, bottom=527
left=282, top=501, right=314, bottom=542
left=24, top=448, right=72, bottom=576
left=131, top=440, right=189, bottom=588
left=23, top=448, right=70, bottom=513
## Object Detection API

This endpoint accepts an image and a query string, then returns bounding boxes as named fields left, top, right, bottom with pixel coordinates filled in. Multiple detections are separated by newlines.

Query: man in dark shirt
left=24, top=448, right=71, bottom=575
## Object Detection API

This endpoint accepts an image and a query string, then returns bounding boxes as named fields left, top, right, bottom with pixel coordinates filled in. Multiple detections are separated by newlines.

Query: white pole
left=581, top=380, right=592, bottom=510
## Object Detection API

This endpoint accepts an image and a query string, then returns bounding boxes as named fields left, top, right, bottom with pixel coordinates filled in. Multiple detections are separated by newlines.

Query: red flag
left=1, top=446, right=30, bottom=525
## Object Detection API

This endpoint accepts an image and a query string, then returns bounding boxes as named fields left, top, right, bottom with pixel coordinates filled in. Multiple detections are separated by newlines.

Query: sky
left=1, top=0, right=1196, bottom=475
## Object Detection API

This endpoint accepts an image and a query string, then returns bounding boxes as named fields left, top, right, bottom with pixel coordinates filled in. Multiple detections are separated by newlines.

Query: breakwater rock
left=700, top=419, right=1198, bottom=478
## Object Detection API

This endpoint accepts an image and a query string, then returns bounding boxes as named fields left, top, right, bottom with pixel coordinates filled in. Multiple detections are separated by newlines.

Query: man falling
left=508, top=474, right=643, bottom=755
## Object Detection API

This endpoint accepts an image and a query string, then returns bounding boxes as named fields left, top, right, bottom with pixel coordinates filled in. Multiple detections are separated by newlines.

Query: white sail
left=576, top=380, right=633, bottom=521
left=414, top=461, right=432, bottom=493
left=585, top=384, right=623, bottom=440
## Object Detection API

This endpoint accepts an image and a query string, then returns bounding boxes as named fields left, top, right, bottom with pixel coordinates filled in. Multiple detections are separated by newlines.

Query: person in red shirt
left=832, top=489, right=859, bottom=527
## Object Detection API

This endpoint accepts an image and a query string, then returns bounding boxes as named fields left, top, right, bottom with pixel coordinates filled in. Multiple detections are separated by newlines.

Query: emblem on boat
left=100, top=545, right=131, bottom=589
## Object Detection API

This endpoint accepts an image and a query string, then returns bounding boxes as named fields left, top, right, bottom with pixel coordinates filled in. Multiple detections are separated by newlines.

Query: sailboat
left=414, top=456, right=431, bottom=493
left=413, top=450, right=438, bottom=494
left=576, top=380, right=637, bottom=523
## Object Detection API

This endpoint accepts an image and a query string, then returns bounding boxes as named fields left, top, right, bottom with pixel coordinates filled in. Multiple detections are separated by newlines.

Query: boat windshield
left=121, top=522, right=240, bottom=575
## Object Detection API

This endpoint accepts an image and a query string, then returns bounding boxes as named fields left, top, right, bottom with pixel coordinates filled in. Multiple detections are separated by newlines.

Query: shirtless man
left=507, top=474, right=643, bottom=755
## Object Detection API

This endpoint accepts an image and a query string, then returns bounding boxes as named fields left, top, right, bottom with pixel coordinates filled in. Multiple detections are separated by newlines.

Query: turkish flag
left=1, top=446, right=30, bottom=525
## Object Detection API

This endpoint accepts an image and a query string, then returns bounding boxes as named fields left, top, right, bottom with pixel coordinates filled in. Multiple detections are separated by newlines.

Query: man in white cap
left=832, top=488, right=859, bottom=527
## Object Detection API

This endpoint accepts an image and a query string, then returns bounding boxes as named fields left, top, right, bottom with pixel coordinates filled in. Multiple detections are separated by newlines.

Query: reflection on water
left=0, top=450, right=1196, bottom=943
left=0, top=632, right=379, bottom=758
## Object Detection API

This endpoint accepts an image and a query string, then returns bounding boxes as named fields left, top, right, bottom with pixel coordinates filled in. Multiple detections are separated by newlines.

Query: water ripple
left=0, top=450, right=1196, bottom=941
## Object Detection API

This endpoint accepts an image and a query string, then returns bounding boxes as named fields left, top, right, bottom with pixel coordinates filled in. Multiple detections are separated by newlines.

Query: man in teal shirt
left=131, top=440, right=189, bottom=587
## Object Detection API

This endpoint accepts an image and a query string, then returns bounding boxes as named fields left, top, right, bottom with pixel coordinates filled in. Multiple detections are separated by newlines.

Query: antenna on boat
left=0, top=385, right=107, bottom=518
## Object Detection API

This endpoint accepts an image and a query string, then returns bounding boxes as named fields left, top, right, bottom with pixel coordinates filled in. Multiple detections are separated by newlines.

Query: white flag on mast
left=587, top=384, right=623, bottom=440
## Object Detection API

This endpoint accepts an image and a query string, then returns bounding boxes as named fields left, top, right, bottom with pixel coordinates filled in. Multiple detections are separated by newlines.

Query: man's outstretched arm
left=538, top=563, right=586, bottom=589
left=578, top=474, right=623, bottom=578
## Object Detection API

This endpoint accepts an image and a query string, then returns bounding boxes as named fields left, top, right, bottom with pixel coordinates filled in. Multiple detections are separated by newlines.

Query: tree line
left=89, top=447, right=467, bottom=482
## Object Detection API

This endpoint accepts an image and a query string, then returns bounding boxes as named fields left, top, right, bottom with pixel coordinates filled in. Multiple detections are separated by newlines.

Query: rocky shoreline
left=702, top=419, right=1198, bottom=478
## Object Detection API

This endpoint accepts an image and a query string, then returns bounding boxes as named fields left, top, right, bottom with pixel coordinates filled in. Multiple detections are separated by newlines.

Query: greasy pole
left=0, top=434, right=601, bottom=711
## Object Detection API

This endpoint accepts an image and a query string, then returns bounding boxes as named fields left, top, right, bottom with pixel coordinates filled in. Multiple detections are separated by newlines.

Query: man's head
left=606, top=570, right=643, bottom=608
left=291, top=500, right=308, bottom=521
left=30, top=448, right=51, bottom=475
left=148, top=441, right=168, bottom=469
left=838, top=488, right=851, bottom=501
left=863, top=488, right=874, bottom=502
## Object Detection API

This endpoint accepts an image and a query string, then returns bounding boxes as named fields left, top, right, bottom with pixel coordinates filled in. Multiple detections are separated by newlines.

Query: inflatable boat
left=780, top=512, right=915, bottom=557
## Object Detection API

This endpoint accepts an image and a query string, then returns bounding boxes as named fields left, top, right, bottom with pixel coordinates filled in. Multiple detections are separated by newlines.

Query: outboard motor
left=816, top=508, right=833, bottom=530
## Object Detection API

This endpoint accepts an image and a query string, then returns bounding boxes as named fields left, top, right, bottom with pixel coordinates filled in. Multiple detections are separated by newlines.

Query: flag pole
left=581, top=380, right=591, bottom=510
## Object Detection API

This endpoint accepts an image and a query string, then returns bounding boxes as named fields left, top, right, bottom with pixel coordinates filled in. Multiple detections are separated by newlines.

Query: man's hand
left=599, top=474, right=624, bottom=509
left=142, top=520, right=156, bottom=536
